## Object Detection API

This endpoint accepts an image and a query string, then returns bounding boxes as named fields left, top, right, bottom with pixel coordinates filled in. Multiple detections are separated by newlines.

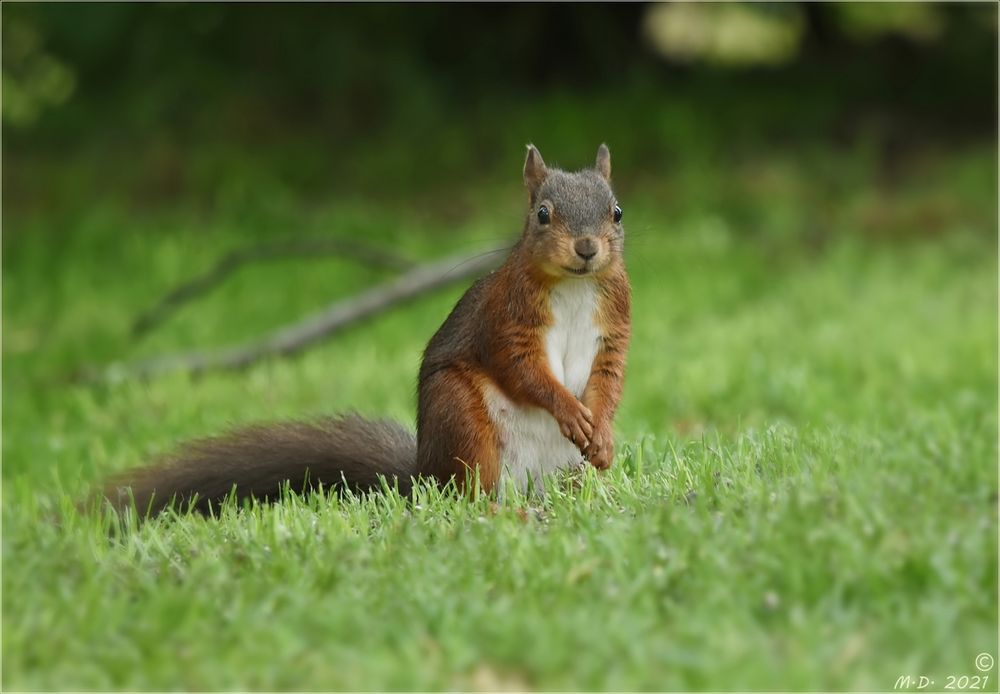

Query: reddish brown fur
left=416, top=366, right=500, bottom=492
left=417, top=144, right=631, bottom=487
left=91, top=145, right=630, bottom=516
left=416, top=246, right=609, bottom=490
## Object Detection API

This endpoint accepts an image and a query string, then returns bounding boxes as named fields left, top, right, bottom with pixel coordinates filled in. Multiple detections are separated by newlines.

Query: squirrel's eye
left=537, top=206, right=550, bottom=225
left=613, top=205, right=623, bottom=223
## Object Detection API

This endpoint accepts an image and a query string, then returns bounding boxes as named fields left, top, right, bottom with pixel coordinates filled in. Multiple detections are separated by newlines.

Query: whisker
left=443, top=245, right=514, bottom=278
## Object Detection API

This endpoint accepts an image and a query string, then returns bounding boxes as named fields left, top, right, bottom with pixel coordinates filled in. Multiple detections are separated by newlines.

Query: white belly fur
left=484, top=279, right=601, bottom=492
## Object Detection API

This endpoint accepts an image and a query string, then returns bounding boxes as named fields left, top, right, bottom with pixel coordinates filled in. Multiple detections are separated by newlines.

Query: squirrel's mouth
left=562, top=264, right=592, bottom=276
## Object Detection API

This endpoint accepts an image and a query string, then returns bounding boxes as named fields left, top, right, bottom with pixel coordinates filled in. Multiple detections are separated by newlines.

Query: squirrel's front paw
left=583, top=425, right=614, bottom=470
left=554, top=398, right=593, bottom=451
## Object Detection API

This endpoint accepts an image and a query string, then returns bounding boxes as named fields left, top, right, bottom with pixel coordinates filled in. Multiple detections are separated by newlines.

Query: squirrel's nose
left=574, top=237, right=598, bottom=261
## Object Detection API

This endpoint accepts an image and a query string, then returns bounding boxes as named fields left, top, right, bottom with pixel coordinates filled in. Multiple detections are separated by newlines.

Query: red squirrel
left=98, top=145, right=631, bottom=514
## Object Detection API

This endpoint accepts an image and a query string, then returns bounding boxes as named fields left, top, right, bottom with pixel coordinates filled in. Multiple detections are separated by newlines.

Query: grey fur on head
left=523, top=145, right=617, bottom=237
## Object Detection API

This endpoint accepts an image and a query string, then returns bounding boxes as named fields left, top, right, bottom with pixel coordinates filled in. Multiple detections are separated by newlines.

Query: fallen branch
left=131, top=237, right=414, bottom=337
left=99, top=246, right=509, bottom=381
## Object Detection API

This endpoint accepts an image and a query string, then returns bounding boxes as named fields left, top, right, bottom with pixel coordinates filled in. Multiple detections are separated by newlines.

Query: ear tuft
left=596, top=143, right=611, bottom=181
left=523, top=144, right=548, bottom=192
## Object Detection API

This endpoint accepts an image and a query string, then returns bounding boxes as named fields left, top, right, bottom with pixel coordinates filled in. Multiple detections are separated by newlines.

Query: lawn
left=3, top=116, right=997, bottom=689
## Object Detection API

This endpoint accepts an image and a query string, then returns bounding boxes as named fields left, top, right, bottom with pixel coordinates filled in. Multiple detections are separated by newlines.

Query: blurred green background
left=4, top=3, right=995, bottom=203
left=2, top=3, right=997, bottom=691
left=3, top=2, right=996, bottom=379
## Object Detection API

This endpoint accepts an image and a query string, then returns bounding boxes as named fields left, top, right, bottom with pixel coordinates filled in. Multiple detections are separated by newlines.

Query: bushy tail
left=93, top=414, right=417, bottom=516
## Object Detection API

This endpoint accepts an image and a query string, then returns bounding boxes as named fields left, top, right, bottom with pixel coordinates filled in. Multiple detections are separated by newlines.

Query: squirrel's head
left=520, top=144, right=624, bottom=280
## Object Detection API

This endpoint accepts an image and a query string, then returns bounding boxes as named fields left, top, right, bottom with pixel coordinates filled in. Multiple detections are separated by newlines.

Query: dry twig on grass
left=94, top=246, right=509, bottom=382
left=131, top=237, right=415, bottom=337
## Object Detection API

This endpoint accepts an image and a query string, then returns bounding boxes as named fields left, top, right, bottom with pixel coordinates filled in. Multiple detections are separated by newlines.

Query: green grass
left=3, top=134, right=997, bottom=690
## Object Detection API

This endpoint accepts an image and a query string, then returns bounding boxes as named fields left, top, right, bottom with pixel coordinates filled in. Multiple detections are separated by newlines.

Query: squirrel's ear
left=595, top=144, right=611, bottom=182
left=523, top=144, right=548, bottom=195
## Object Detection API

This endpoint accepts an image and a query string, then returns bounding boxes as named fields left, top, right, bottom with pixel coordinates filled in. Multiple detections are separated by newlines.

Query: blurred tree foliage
left=643, top=2, right=974, bottom=65
left=2, top=3, right=995, bottom=208
left=1, top=15, right=75, bottom=127
left=3, top=4, right=651, bottom=133
left=3, top=3, right=994, bottom=130
left=645, top=4, right=807, bottom=66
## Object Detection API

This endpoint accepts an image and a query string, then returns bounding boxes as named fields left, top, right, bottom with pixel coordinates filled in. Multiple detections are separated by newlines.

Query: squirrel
left=96, top=144, right=631, bottom=515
